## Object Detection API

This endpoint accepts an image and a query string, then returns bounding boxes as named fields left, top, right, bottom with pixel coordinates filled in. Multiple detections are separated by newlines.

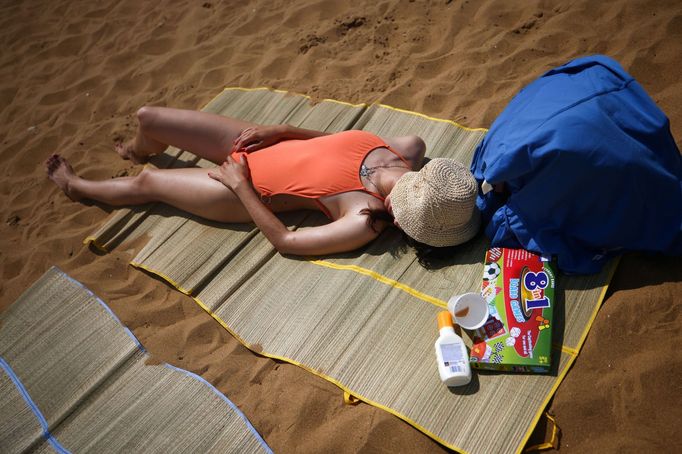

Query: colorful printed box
left=469, top=248, right=555, bottom=373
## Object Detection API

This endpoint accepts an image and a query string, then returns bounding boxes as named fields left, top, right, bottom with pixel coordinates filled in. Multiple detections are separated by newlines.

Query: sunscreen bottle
left=434, top=311, right=472, bottom=387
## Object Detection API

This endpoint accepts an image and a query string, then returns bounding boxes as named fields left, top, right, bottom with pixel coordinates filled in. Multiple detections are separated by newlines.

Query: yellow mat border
left=85, top=86, right=618, bottom=453
left=217, top=86, right=488, bottom=132
left=310, top=259, right=448, bottom=308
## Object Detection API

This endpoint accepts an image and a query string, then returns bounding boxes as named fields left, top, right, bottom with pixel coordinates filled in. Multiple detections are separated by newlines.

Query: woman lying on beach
left=46, top=107, right=480, bottom=258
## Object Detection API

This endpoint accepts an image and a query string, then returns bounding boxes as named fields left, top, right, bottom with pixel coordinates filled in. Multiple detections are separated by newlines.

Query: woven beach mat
left=85, top=88, right=615, bottom=453
left=0, top=267, right=272, bottom=454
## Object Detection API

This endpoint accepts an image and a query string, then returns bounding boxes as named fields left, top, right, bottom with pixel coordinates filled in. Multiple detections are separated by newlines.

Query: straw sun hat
left=390, top=158, right=480, bottom=247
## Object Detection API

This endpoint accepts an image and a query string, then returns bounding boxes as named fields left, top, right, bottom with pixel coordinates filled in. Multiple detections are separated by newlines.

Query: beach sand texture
left=1, top=0, right=681, bottom=452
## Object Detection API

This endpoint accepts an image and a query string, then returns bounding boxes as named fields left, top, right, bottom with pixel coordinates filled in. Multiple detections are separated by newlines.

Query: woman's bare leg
left=46, top=155, right=251, bottom=222
left=116, top=107, right=258, bottom=165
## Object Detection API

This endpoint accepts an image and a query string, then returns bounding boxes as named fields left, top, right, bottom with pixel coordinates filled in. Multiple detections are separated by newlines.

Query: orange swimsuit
left=232, top=130, right=410, bottom=218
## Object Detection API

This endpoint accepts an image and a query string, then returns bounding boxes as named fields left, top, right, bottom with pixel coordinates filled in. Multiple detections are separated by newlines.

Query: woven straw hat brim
left=398, top=201, right=481, bottom=247
left=391, top=170, right=419, bottom=236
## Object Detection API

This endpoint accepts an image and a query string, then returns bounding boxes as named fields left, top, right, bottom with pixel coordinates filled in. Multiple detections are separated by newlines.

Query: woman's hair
left=359, top=206, right=460, bottom=269
left=402, top=234, right=462, bottom=269
left=359, top=207, right=394, bottom=233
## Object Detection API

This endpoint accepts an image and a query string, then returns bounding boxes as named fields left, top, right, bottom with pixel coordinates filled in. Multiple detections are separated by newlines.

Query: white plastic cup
left=447, top=292, right=489, bottom=330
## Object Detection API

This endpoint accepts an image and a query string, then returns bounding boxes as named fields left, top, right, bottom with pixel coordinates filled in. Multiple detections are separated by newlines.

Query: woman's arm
left=208, top=156, right=380, bottom=255
left=233, top=124, right=331, bottom=153
left=237, top=186, right=380, bottom=255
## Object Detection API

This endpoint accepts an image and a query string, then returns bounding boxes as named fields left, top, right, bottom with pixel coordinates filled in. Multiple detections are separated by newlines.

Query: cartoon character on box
left=505, top=261, right=552, bottom=359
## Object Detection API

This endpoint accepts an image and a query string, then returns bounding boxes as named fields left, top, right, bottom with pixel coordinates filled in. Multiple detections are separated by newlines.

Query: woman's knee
left=133, top=167, right=157, bottom=193
left=136, top=106, right=159, bottom=128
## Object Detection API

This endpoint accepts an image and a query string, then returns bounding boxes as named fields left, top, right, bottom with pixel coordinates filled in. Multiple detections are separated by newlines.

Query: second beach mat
left=85, top=88, right=614, bottom=454
left=0, top=267, right=272, bottom=454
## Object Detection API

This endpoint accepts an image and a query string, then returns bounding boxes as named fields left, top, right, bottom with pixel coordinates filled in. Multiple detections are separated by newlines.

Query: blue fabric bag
left=470, top=55, right=682, bottom=274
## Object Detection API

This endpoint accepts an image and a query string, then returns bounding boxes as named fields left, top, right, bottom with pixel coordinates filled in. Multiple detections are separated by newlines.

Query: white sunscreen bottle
left=434, top=311, right=472, bottom=387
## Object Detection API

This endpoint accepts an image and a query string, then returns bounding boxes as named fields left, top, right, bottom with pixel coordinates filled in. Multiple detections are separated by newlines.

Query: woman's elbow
left=270, top=232, right=303, bottom=256
left=273, top=243, right=299, bottom=256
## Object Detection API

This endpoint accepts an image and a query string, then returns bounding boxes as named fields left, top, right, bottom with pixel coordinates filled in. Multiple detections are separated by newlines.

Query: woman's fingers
left=243, top=142, right=263, bottom=152
left=234, top=133, right=253, bottom=151
left=234, top=127, right=271, bottom=152
left=233, top=128, right=250, bottom=150
left=234, top=127, right=253, bottom=140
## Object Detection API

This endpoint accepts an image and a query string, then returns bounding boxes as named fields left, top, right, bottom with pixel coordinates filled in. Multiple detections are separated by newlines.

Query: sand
left=1, top=0, right=680, bottom=452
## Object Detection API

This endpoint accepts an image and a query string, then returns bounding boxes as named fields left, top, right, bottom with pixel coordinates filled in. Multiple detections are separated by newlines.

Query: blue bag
left=470, top=55, right=682, bottom=274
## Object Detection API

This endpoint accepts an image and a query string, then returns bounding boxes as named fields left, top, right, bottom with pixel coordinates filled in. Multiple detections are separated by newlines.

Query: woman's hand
left=208, top=155, right=251, bottom=191
left=233, top=125, right=286, bottom=153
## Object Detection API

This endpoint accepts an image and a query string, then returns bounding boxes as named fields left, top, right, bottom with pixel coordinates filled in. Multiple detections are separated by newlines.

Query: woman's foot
left=115, top=140, right=149, bottom=164
left=45, top=154, right=83, bottom=201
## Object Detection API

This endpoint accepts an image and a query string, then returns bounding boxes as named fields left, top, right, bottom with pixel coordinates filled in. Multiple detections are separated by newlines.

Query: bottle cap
left=437, top=311, right=454, bottom=330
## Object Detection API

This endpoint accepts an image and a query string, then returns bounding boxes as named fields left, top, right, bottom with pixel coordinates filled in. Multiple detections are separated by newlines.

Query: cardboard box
left=469, top=248, right=555, bottom=373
